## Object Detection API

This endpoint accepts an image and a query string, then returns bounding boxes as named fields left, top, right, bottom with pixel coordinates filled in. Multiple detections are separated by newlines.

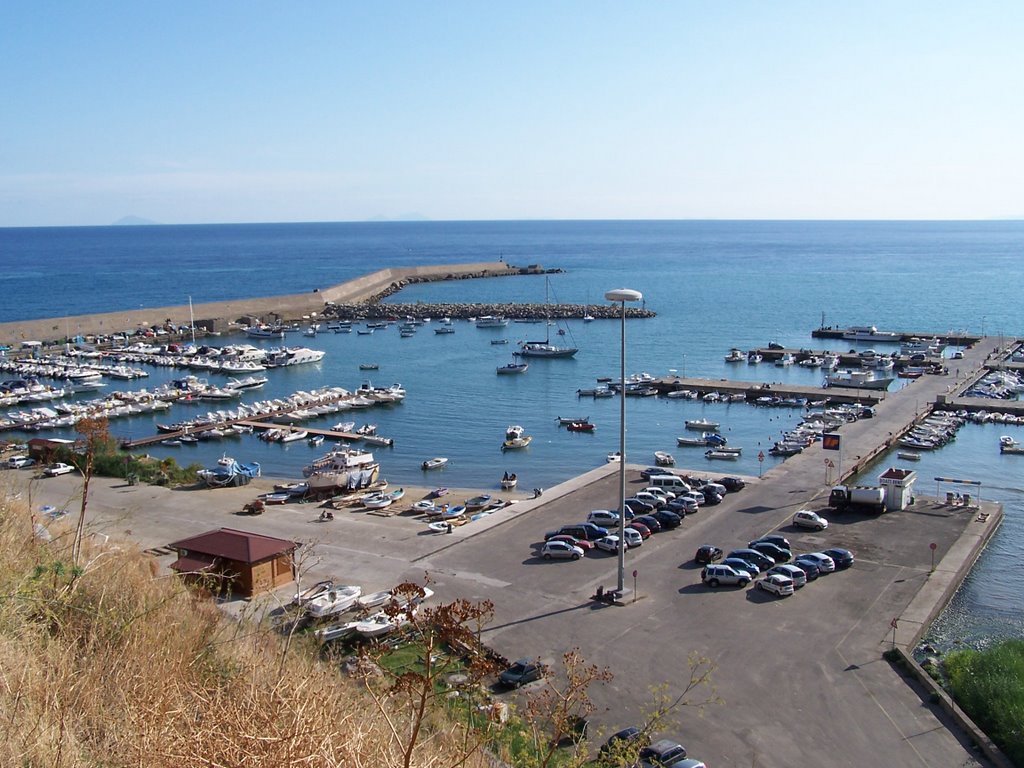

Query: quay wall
left=0, top=261, right=515, bottom=346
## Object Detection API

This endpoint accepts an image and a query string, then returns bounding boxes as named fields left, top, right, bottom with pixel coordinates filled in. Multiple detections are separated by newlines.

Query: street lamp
left=605, top=288, right=643, bottom=595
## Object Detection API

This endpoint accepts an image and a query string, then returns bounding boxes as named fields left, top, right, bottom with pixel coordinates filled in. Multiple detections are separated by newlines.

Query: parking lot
left=17, top=462, right=996, bottom=767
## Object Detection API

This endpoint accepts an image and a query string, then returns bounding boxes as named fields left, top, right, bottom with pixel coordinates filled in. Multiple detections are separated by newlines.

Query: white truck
left=828, top=485, right=886, bottom=514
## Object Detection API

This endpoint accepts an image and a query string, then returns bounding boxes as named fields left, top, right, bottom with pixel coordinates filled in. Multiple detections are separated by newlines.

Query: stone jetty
left=0, top=261, right=651, bottom=348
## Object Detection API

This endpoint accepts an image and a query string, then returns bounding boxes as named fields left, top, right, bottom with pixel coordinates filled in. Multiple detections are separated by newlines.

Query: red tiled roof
left=170, top=554, right=218, bottom=573
left=169, top=528, right=298, bottom=564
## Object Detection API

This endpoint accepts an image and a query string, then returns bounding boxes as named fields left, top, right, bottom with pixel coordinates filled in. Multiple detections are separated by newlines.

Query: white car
left=541, top=540, right=584, bottom=561
left=7, top=455, right=36, bottom=469
left=43, top=462, right=75, bottom=477
left=622, top=528, right=643, bottom=548
left=594, top=535, right=625, bottom=554
left=756, top=573, right=795, bottom=596
left=642, top=486, right=676, bottom=502
left=768, top=564, right=807, bottom=588
left=795, top=552, right=836, bottom=574
left=792, top=509, right=829, bottom=530
left=587, top=509, right=621, bottom=527
left=633, top=491, right=665, bottom=509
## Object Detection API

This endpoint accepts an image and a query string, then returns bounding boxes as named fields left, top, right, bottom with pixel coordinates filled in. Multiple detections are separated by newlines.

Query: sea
left=1, top=220, right=1022, bottom=649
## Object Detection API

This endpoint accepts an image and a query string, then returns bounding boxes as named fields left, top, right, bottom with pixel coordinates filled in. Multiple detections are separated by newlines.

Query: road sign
left=632, top=569, right=638, bottom=578
left=891, top=617, right=898, bottom=629
left=822, top=433, right=841, bottom=451
left=929, top=542, right=937, bottom=551
left=758, top=451, right=765, bottom=462
left=824, top=458, right=835, bottom=468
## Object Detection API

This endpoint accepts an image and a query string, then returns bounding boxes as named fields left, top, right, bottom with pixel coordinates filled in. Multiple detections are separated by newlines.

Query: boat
left=292, top=579, right=334, bottom=607
left=244, top=325, right=285, bottom=339
left=314, top=620, right=361, bottom=642
left=264, top=347, right=326, bottom=367
left=359, top=363, right=379, bottom=370
left=306, top=585, right=362, bottom=619
left=1001, top=444, right=1024, bottom=455
left=999, top=435, right=1017, bottom=448
left=260, top=492, right=290, bottom=504
left=685, top=418, right=720, bottom=431
left=362, top=494, right=394, bottom=510
left=747, top=351, right=763, bottom=364
left=196, top=457, right=261, bottom=488
left=476, top=315, right=510, bottom=328
left=279, top=428, right=309, bottom=443
left=465, top=494, right=492, bottom=509
left=566, top=421, right=595, bottom=432
left=897, top=450, right=922, bottom=461
left=421, top=457, right=449, bottom=471
left=607, top=451, right=621, bottom=463
left=438, top=504, right=466, bottom=520
left=497, top=361, right=529, bottom=375
left=705, top=449, right=739, bottom=460
left=308, top=434, right=325, bottom=447
left=513, top=277, right=578, bottom=358
left=654, top=451, right=675, bottom=466
left=354, top=607, right=416, bottom=638
left=501, top=471, right=518, bottom=489
left=434, top=326, right=455, bottom=335
left=775, top=353, right=795, bottom=366
left=501, top=425, right=533, bottom=450
left=428, top=487, right=448, bottom=499
left=361, top=434, right=394, bottom=447
left=302, top=447, right=379, bottom=494
left=557, top=415, right=589, bottom=425
left=724, top=348, right=745, bottom=362
left=161, top=439, right=182, bottom=447
left=428, top=520, right=457, bottom=533
left=840, top=325, right=902, bottom=342
left=824, top=369, right=895, bottom=390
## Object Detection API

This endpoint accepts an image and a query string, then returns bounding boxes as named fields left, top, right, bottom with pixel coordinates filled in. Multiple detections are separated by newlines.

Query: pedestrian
left=446, top=522, right=453, bottom=534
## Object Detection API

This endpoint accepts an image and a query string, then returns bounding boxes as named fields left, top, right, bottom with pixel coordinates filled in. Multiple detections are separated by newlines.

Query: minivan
left=649, top=474, right=690, bottom=491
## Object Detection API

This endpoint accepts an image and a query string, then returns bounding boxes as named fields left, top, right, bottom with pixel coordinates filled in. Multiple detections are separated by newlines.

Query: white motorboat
left=825, top=369, right=895, bottom=390
left=747, top=351, right=763, bottom=364
left=500, top=471, right=518, bottom=489
left=840, top=325, right=901, bottom=342
left=264, top=346, right=326, bottom=367
left=362, top=434, right=395, bottom=447
left=502, top=425, right=532, bottom=450
left=724, top=348, right=745, bottom=362
left=279, top=428, right=309, bottom=443
left=303, top=447, right=379, bottom=494
left=354, top=607, right=416, bottom=638
left=475, top=315, right=509, bottom=328
left=497, top=361, right=529, bottom=374
left=705, top=449, right=739, bottom=460
left=422, top=457, right=449, bottom=471
left=306, top=585, right=362, bottom=619
left=775, top=353, right=795, bottom=366
left=685, top=418, right=720, bottom=431
left=897, top=450, right=922, bottom=461
left=654, top=451, right=675, bottom=466
left=314, top=620, right=360, bottom=642
left=607, top=451, right=621, bottom=463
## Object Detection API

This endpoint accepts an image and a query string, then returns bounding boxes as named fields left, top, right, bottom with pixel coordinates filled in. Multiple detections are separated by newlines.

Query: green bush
left=945, top=639, right=1024, bottom=765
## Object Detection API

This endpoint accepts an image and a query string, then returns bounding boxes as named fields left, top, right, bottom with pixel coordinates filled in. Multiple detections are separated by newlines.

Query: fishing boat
left=279, top=428, right=309, bottom=443
left=501, top=471, right=518, bottom=489
left=465, top=494, right=492, bottom=510
left=705, top=449, right=739, bottom=460
left=314, top=620, right=361, bottom=642
left=724, top=348, right=745, bottom=362
left=421, top=457, right=449, bottom=471
left=428, top=487, right=448, bottom=499
left=362, top=434, right=395, bottom=447
left=303, top=447, right=379, bottom=494
left=359, top=363, right=379, bottom=370
left=354, top=607, right=416, bottom=638
left=654, top=451, right=675, bottom=466
left=490, top=338, right=510, bottom=345
left=497, top=361, right=529, bottom=374
left=196, top=457, right=261, bottom=488
left=897, top=450, right=922, bottom=461
left=308, top=434, right=325, bottom=447
left=824, top=369, right=895, bottom=390
left=557, top=415, right=589, bottom=425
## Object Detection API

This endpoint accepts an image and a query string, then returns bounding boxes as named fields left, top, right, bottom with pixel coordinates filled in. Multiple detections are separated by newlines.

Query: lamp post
left=605, top=288, right=643, bottom=595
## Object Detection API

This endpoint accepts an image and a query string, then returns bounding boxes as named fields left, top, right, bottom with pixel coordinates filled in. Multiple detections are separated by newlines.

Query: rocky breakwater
left=321, top=301, right=654, bottom=322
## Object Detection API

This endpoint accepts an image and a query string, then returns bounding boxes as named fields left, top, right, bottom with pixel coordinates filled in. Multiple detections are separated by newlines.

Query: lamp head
left=605, top=288, right=643, bottom=303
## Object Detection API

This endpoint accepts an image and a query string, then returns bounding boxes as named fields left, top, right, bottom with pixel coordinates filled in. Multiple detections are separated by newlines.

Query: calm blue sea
left=1, top=220, right=1022, bottom=646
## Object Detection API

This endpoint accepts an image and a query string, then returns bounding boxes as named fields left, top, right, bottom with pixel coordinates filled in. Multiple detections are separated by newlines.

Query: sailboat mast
left=189, top=296, right=196, bottom=344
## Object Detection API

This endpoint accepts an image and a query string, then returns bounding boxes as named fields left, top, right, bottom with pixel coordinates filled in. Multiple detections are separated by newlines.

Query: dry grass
left=0, top=488, right=488, bottom=768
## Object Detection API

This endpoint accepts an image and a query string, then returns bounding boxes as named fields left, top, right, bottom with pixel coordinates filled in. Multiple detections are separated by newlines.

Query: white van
left=649, top=474, right=690, bottom=491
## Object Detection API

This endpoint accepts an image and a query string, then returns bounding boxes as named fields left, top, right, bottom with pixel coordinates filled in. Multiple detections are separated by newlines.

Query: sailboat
left=514, top=277, right=578, bottom=359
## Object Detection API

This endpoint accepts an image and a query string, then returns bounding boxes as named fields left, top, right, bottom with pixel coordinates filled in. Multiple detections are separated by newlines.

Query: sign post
left=930, top=542, right=937, bottom=572
left=632, top=569, right=638, bottom=603
left=758, top=450, right=765, bottom=477
left=890, top=617, right=898, bottom=649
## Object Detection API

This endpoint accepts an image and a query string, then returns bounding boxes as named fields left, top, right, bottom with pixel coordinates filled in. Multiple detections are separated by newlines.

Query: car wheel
left=543, top=553, right=552, bottom=560
left=740, top=579, right=749, bottom=587
left=572, top=553, right=580, bottom=560
left=708, top=578, right=720, bottom=587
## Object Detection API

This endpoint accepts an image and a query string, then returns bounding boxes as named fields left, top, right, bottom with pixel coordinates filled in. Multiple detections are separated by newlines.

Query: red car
left=547, top=534, right=594, bottom=551
left=627, top=522, right=652, bottom=539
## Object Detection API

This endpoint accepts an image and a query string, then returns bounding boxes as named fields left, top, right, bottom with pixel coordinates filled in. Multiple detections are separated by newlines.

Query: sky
left=2, top=2, right=1023, bottom=226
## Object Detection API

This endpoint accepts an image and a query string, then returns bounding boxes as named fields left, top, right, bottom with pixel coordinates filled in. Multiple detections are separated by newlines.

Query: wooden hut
left=169, top=527, right=298, bottom=597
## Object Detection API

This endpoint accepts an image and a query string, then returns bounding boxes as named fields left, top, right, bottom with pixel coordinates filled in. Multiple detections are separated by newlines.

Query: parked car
left=633, top=491, right=666, bottom=509
left=721, top=557, right=759, bottom=577
left=756, top=573, right=795, bottom=596
left=716, top=475, right=749, bottom=493
left=587, top=509, right=621, bottom=527
left=633, top=514, right=663, bottom=533
left=727, top=548, right=776, bottom=571
left=749, top=534, right=792, bottom=551
left=694, top=545, right=723, bottom=564
left=793, top=509, right=829, bottom=530
left=696, top=489, right=722, bottom=506
left=43, top=462, right=75, bottom=477
left=642, top=486, right=677, bottom=502
left=823, top=547, right=855, bottom=568
left=667, top=497, right=697, bottom=515
left=6, top=455, right=35, bottom=469
left=498, top=658, right=545, bottom=688
left=789, top=559, right=821, bottom=581
left=680, top=491, right=704, bottom=506
left=600, top=726, right=648, bottom=757
left=546, top=534, right=594, bottom=551
left=638, top=738, right=687, bottom=766
left=641, top=466, right=670, bottom=481
left=649, top=508, right=683, bottom=528
left=541, top=540, right=584, bottom=560
left=545, top=523, right=608, bottom=541
left=768, top=563, right=807, bottom=588
left=624, top=498, right=655, bottom=515
left=749, top=541, right=792, bottom=563
left=701, top=564, right=751, bottom=588
left=622, top=528, right=643, bottom=548
left=795, top=552, right=836, bottom=574
left=595, top=535, right=625, bottom=554
left=627, top=522, right=652, bottom=539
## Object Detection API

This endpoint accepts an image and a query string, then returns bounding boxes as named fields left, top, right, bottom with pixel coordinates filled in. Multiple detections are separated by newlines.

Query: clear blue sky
left=2, top=2, right=1022, bottom=226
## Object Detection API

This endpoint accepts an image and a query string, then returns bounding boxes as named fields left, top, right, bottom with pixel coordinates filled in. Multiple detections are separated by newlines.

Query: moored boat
left=497, top=361, right=529, bottom=374
left=566, top=421, right=595, bottom=432
left=500, top=471, right=518, bottom=489
left=654, top=451, right=675, bottom=466
left=421, top=457, right=449, bottom=471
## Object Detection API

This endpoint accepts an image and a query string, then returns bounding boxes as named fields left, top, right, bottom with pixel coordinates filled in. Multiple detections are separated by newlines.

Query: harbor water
left=1, top=219, right=1021, bottom=648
